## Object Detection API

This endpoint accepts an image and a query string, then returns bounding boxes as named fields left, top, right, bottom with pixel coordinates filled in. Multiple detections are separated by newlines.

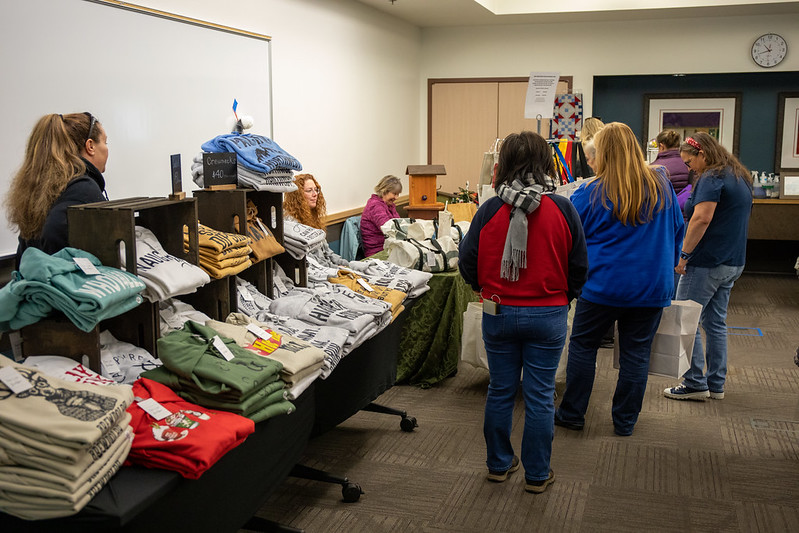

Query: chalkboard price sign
left=203, top=152, right=238, bottom=187
left=170, top=154, right=182, bottom=194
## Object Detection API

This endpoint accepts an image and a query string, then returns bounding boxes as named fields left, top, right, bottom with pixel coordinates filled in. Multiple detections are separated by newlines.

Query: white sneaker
left=663, top=385, right=710, bottom=401
left=709, top=391, right=725, bottom=400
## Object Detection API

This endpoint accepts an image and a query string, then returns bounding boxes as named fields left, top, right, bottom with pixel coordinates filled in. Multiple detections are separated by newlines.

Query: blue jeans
left=482, top=304, right=567, bottom=482
left=675, top=263, right=744, bottom=393
left=556, top=298, right=663, bottom=435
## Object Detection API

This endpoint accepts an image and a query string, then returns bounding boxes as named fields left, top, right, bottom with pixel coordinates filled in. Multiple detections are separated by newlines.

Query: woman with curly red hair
left=283, top=174, right=327, bottom=231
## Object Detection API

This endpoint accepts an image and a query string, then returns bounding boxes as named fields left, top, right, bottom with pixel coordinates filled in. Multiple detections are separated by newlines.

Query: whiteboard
left=0, top=0, right=272, bottom=257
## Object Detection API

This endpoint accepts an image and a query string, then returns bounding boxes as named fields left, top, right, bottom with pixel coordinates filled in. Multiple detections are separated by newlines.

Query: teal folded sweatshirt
left=0, top=247, right=145, bottom=332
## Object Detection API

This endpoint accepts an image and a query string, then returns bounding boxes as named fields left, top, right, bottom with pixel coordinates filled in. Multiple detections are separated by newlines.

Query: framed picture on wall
left=643, top=93, right=742, bottom=156
left=775, top=92, right=799, bottom=174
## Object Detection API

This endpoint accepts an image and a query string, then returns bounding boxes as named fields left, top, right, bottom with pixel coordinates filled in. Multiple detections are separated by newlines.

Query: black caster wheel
left=400, top=416, right=418, bottom=432
left=342, top=482, right=364, bottom=503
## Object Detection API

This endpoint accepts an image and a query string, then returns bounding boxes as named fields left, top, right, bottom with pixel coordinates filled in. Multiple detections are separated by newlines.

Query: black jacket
left=16, top=159, right=107, bottom=267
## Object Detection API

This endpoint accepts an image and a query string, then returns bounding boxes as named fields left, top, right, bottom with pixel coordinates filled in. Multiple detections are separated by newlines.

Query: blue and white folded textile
left=201, top=133, right=302, bottom=174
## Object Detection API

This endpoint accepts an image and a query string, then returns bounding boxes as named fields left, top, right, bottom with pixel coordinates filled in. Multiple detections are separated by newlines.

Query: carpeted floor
left=254, top=273, right=799, bottom=532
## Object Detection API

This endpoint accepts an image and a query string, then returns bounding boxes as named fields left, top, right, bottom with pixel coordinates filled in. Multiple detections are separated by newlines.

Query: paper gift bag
left=460, top=301, right=488, bottom=370
left=613, top=299, right=702, bottom=379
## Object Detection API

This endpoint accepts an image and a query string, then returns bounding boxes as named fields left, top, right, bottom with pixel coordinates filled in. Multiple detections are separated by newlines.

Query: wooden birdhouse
left=406, top=164, right=446, bottom=219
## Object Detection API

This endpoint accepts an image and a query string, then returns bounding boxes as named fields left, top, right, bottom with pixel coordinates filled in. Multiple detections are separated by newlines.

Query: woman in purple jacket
left=359, top=175, right=402, bottom=256
left=652, top=130, right=692, bottom=207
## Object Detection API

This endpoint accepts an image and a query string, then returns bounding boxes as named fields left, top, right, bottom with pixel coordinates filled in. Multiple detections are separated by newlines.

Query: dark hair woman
left=459, top=130, right=588, bottom=494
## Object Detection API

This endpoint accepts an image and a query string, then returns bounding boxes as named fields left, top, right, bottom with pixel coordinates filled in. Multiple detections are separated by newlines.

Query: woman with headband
left=664, top=132, right=753, bottom=401
left=5, top=112, right=109, bottom=265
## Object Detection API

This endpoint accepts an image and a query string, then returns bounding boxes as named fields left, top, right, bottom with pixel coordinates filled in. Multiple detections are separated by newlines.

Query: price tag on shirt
left=102, top=356, right=121, bottom=376
left=239, top=287, right=254, bottom=302
left=212, top=335, right=235, bottom=361
left=274, top=276, right=287, bottom=294
left=356, top=278, right=374, bottom=292
left=427, top=252, right=436, bottom=267
left=0, top=366, right=33, bottom=395
left=136, top=398, right=172, bottom=421
left=246, top=323, right=271, bottom=340
left=73, top=257, right=101, bottom=276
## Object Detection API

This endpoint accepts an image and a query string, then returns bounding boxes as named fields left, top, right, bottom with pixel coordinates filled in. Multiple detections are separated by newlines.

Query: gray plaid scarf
left=495, top=173, right=551, bottom=281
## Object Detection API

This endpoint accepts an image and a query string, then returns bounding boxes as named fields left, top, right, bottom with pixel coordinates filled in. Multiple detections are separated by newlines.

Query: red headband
left=686, top=137, right=702, bottom=151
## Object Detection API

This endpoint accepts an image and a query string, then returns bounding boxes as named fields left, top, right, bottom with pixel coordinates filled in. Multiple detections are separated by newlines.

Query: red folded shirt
left=126, top=378, right=255, bottom=479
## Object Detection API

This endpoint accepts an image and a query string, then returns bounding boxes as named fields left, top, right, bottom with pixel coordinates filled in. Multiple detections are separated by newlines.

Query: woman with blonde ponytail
left=5, top=112, right=109, bottom=264
left=555, top=122, right=685, bottom=437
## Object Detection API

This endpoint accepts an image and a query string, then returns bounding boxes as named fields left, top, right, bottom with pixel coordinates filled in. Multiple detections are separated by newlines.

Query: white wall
left=14, top=0, right=420, bottom=221
left=419, top=12, right=799, bottom=154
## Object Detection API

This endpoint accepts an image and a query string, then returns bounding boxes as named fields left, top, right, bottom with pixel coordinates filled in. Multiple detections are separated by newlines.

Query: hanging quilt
left=550, top=93, right=583, bottom=141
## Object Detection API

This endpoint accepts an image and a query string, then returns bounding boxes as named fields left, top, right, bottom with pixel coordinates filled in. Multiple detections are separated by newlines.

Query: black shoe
left=554, top=411, right=584, bottom=431
left=525, top=470, right=555, bottom=493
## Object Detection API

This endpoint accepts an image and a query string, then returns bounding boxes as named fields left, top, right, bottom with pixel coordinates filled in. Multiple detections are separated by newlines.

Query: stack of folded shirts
left=201, top=133, right=302, bottom=174
left=99, top=330, right=162, bottom=385
left=190, top=153, right=298, bottom=193
left=22, top=355, right=117, bottom=387
left=0, top=247, right=145, bottom=333
left=158, top=297, right=213, bottom=336
left=282, top=219, right=327, bottom=259
left=268, top=282, right=392, bottom=352
left=234, top=278, right=349, bottom=379
left=184, top=223, right=253, bottom=278
left=327, top=269, right=407, bottom=321
left=141, top=321, right=294, bottom=422
left=0, top=355, right=134, bottom=520
left=303, top=243, right=433, bottom=299
left=134, top=226, right=210, bottom=302
left=346, top=258, right=433, bottom=299
left=125, top=378, right=254, bottom=479
left=205, top=317, right=326, bottom=399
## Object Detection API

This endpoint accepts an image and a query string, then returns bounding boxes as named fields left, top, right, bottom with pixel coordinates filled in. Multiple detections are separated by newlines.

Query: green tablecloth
left=396, top=270, right=479, bottom=388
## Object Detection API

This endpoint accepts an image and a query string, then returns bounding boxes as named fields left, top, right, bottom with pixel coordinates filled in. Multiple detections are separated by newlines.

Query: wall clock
left=751, top=33, right=787, bottom=68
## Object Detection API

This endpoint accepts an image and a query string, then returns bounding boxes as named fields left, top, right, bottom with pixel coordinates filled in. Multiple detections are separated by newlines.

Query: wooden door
left=430, top=77, right=572, bottom=195
left=430, top=82, right=498, bottom=194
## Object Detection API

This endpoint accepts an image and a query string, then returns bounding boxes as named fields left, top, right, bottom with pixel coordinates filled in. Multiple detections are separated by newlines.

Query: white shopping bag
left=613, top=300, right=702, bottom=379
left=460, top=301, right=488, bottom=370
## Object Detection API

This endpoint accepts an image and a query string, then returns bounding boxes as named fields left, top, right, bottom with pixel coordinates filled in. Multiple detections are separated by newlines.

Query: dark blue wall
left=593, top=71, right=799, bottom=174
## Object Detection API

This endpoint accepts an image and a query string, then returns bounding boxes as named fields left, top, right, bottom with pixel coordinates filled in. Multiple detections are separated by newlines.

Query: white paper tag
left=0, top=366, right=33, bottom=394
left=73, top=257, right=101, bottom=275
left=102, top=356, right=121, bottom=376
left=356, top=278, right=374, bottom=292
left=427, top=251, right=436, bottom=266
left=212, top=335, right=235, bottom=361
left=246, top=323, right=271, bottom=340
left=239, top=288, right=254, bottom=302
left=274, top=276, right=287, bottom=293
left=137, top=397, right=172, bottom=421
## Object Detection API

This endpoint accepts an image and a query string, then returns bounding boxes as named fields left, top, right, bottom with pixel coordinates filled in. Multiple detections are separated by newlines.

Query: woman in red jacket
left=459, top=131, right=588, bottom=494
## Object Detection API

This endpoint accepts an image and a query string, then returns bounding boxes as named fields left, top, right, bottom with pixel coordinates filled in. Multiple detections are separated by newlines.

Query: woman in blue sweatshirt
left=555, top=122, right=684, bottom=437
left=459, top=131, right=588, bottom=494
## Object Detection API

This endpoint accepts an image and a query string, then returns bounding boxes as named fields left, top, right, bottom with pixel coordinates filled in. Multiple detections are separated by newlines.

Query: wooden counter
left=748, top=199, right=799, bottom=240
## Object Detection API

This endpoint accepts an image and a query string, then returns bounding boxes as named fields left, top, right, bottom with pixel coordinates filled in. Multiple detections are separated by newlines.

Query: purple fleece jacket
left=652, top=149, right=690, bottom=194
left=360, top=194, right=399, bottom=257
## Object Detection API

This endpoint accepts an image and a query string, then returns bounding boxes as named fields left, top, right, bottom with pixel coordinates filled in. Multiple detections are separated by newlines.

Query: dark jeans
left=556, top=298, right=663, bottom=435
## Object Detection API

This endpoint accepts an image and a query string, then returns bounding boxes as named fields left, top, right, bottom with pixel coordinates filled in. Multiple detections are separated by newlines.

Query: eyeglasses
left=303, top=187, right=320, bottom=194
left=84, top=112, right=97, bottom=144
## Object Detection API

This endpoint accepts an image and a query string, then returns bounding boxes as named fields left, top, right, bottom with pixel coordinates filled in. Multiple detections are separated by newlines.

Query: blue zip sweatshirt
left=569, top=174, right=685, bottom=308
